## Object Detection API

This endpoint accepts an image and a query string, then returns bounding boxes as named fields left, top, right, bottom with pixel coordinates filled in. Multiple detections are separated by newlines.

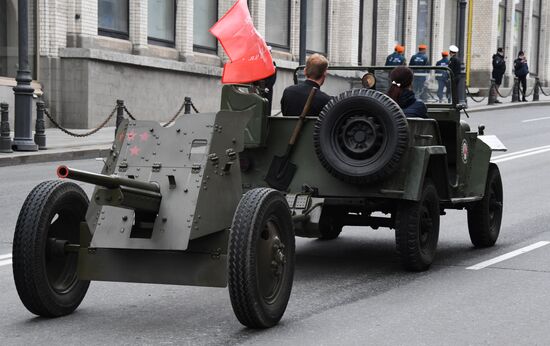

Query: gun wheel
left=13, top=180, right=90, bottom=317
left=467, top=164, right=503, bottom=247
left=229, top=188, right=295, bottom=329
left=395, top=180, right=440, bottom=272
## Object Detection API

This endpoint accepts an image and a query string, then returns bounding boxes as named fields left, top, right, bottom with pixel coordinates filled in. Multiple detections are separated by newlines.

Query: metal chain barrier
left=518, top=82, right=535, bottom=98
left=466, top=86, right=487, bottom=103
left=44, top=106, right=118, bottom=138
left=539, top=85, right=550, bottom=97
left=123, top=98, right=199, bottom=127
left=495, top=86, right=513, bottom=98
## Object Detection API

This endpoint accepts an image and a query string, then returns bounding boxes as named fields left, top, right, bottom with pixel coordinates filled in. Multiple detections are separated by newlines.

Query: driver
left=281, top=54, right=332, bottom=117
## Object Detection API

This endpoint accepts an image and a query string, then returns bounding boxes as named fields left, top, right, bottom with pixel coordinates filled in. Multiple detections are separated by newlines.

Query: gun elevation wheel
left=13, top=180, right=90, bottom=317
left=467, top=164, right=503, bottom=247
left=395, top=180, right=440, bottom=271
left=228, top=188, right=295, bottom=328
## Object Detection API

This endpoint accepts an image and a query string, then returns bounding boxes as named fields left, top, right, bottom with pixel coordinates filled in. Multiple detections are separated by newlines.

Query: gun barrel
left=57, top=165, right=160, bottom=193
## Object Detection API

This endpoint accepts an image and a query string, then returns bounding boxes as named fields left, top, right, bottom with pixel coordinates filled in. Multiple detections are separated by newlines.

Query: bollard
left=511, top=77, right=520, bottom=103
left=533, top=77, right=540, bottom=102
left=488, top=79, right=497, bottom=105
left=115, top=99, right=125, bottom=136
left=184, top=97, right=192, bottom=114
left=34, top=101, right=46, bottom=149
left=0, top=103, right=13, bottom=153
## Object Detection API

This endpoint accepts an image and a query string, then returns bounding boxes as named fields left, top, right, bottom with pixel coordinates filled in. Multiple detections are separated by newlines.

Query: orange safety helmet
left=418, top=44, right=428, bottom=50
left=396, top=45, right=405, bottom=53
left=442, top=51, right=449, bottom=56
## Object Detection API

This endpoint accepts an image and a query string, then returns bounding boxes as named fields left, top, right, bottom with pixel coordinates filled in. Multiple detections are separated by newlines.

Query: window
left=394, top=0, right=406, bottom=45
left=512, top=0, right=524, bottom=58
left=266, top=0, right=291, bottom=49
left=416, top=0, right=432, bottom=52
left=530, top=0, right=542, bottom=74
left=193, top=0, right=218, bottom=52
left=148, top=0, right=176, bottom=46
left=0, top=0, right=37, bottom=79
left=306, top=0, right=328, bottom=53
left=98, top=0, right=129, bottom=38
left=497, top=0, right=507, bottom=50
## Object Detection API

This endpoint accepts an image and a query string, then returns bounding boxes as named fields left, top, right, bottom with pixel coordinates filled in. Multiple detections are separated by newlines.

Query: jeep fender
left=403, top=146, right=450, bottom=201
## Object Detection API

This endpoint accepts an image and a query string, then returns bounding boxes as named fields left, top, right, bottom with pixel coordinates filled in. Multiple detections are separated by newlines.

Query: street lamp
left=457, top=0, right=468, bottom=105
left=12, top=0, right=37, bottom=151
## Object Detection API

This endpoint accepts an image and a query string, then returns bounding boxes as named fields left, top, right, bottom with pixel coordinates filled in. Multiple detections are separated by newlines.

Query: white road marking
left=492, top=144, right=550, bottom=160
left=0, top=253, right=12, bottom=260
left=522, top=116, right=550, bottom=123
left=466, top=241, right=550, bottom=270
left=492, top=148, right=550, bottom=163
left=0, top=259, right=12, bottom=267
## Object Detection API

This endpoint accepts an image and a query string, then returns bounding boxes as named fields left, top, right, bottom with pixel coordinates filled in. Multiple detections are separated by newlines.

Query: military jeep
left=13, top=66, right=505, bottom=329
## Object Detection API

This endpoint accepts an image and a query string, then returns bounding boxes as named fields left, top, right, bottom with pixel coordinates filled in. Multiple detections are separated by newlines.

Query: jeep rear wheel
left=467, top=165, right=503, bottom=248
left=395, top=181, right=440, bottom=271
left=314, top=89, right=409, bottom=184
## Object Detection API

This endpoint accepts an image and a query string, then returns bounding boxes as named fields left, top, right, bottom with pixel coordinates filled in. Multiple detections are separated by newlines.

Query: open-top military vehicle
left=13, top=66, right=506, bottom=329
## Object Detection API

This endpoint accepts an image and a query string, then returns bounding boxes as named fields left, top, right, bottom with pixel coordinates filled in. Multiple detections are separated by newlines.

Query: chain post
left=533, top=77, right=540, bottom=102
left=34, top=101, right=46, bottom=149
left=488, top=79, right=497, bottom=105
left=184, top=97, right=192, bottom=114
left=0, top=103, right=13, bottom=153
left=511, top=77, right=520, bottom=102
left=116, top=100, right=125, bottom=132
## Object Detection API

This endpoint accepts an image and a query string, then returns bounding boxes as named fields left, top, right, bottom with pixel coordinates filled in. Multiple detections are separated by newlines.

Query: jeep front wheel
left=467, top=164, right=503, bottom=248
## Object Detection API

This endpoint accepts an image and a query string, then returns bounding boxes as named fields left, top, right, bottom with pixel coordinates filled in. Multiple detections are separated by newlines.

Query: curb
left=468, top=100, right=550, bottom=113
left=0, top=146, right=111, bottom=167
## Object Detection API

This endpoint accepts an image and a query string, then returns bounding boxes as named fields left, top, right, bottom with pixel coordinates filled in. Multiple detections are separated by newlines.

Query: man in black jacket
left=492, top=48, right=506, bottom=103
left=514, top=51, right=529, bottom=102
left=281, top=54, right=332, bottom=116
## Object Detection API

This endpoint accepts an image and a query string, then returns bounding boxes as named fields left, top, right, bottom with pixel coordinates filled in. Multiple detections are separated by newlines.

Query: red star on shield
left=129, top=146, right=140, bottom=156
left=139, top=132, right=149, bottom=141
left=127, top=130, right=136, bottom=141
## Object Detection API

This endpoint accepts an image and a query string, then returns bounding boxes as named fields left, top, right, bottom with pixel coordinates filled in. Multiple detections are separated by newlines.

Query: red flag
left=209, top=0, right=275, bottom=84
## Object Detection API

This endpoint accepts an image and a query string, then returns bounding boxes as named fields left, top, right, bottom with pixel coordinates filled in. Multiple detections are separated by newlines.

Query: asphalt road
left=1, top=105, right=550, bottom=345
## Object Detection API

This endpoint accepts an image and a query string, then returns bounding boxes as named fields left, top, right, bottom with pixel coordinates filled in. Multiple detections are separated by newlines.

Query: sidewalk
left=0, top=127, right=115, bottom=167
left=1, top=96, right=550, bottom=167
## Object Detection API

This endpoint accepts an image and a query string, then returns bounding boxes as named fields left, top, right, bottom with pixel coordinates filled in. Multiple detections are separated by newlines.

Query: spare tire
left=314, top=89, right=409, bottom=184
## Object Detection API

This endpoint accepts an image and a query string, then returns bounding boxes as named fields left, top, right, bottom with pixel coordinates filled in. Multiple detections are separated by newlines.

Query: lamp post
left=457, top=0, right=468, bottom=105
left=12, top=0, right=37, bottom=151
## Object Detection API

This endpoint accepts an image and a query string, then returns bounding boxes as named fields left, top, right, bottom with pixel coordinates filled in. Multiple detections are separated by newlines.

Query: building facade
left=0, top=0, right=548, bottom=128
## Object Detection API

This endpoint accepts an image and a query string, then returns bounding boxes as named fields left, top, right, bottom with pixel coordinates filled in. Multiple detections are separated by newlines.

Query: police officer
left=385, top=45, right=406, bottom=66
left=514, top=51, right=529, bottom=102
left=448, top=45, right=462, bottom=104
left=281, top=54, right=332, bottom=117
left=435, top=51, right=450, bottom=103
left=409, top=45, right=430, bottom=101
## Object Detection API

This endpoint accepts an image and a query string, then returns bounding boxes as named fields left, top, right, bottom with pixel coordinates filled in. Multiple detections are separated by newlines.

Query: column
left=329, top=0, right=360, bottom=65
left=129, top=0, right=147, bottom=55
left=176, top=0, right=194, bottom=62
left=375, top=0, right=396, bottom=65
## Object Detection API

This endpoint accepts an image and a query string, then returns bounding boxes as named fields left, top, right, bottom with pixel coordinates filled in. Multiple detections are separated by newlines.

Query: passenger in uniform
left=385, top=45, right=406, bottom=66
left=387, top=66, right=427, bottom=118
left=435, top=51, right=450, bottom=103
left=409, top=45, right=430, bottom=101
left=281, top=54, right=332, bottom=117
